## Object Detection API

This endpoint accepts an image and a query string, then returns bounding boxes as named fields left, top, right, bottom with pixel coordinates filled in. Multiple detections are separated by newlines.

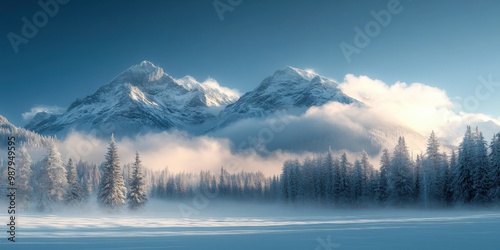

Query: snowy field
left=2, top=201, right=500, bottom=250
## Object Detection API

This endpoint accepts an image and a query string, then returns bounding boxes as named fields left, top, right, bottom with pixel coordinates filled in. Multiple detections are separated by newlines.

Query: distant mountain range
left=8, top=60, right=497, bottom=156
left=24, top=61, right=362, bottom=138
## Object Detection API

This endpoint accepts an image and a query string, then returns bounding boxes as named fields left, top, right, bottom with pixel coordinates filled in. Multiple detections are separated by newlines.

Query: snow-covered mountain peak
left=175, top=75, right=240, bottom=107
left=213, top=66, right=361, bottom=130
left=253, top=66, right=338, bottom=95
left=281, top=66, right=318, bottom=81
left=177, top=75, right=200, bottom=90
left=122, top=60, right=166, bottom=82
left=140, top=60, right=155, bottom=67
left=25, top=61, right=242, bottom=137
left=266, top=66, right=337, bottom=89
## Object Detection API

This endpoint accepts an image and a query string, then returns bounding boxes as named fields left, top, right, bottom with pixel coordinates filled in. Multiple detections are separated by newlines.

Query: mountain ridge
left=24, top=61, right=362, bottom=138
left=212, top=66, right=362, bottom=130
left=25, top=61, right=240, bottom=136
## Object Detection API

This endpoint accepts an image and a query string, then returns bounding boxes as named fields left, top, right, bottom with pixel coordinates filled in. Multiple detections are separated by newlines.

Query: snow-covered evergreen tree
left=389, top=137, right=414, bottom=206
left=65, top=158, right=84, bottom=204
left=280, top=160, right=300, bottom=203
left=448, top=150, right=458, bottom=205
left=471, top=130, right=493, bottom=204
left=338, top=153, right=351, bottom=204
left=351, top=160, right=363, bottom=204
left=360, top=150, right=374, bottom=201
left=219, top=166, right=231, bottom=197
left=422, top=131, right=447, bottom=206
left=441, top=152, right=453, bottom=206
left=489, top=133, right=500, bottom=202
left=98, top=135, right=127, bottom=209
left=302, top=157, right=316, bottom=203
left=323, top=151, right=335, bottom=204
left=40, top=141, right=68, bottom=205
left=453, top=126, right=475, bottom=204
left=331, top=155, right=342, bottom=205
left=17, top=146, right=33, bottom=209
left=377, top=149, right=390, bottom=205
left=414, top=154, right=423, bottom=206
left=127, top=152, right=148, bottom=210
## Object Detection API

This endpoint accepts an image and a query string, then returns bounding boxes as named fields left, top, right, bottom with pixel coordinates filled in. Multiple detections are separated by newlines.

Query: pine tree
left=442, top=152, right=453, bottom=206
left=280, top=162, right=290, bottom=202
left=453, top=126, right=475, bottom=204
left=331, top=156, right=342, bottom=205
left=270, top=175, right=279, bottom=200
left=338, top=153, right=352, bottom=205
left=489, top=133, right=500, bottom=202
left=448, top=150, right=458, bottom=205
left=98, top=135, right=127, bottom=209
left=423, top=131, right=446, bottom=206
left=324, top=151, right=335, bottom=204
left=128, top=152, right=148, bottom=210
left=17, top=146, right=33, bottom=209
left=219, top=166, right=230, bottom=197
left=377, top=149, right=390, bottom=205
left=352, top=160, right=363, bottom=205
left=389, top=137, right=414, bottom=206
left=471, top=130, right=493, bottom=204
left=302, top=157, right=316, bottom=203
left=414, top=154, right=423, bottom=206
left=40, top=141, right=68, bottom=205
left=280, top=160, right=301, bottom=203
left=360, top=151, right=374, bottom=201
left=65, top=158, right=83, bottom=204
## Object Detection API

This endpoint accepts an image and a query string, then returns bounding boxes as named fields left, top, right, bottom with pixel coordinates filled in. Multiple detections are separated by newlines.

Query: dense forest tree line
left=149, top=167, right=279, bottom=201
left=279, top=127, right=500, bottom=208
left=1, top=126, right=499, bottom=211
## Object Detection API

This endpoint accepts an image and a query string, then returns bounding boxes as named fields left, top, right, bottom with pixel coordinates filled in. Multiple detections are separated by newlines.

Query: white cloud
left=22, top=105, right=64, bottom=121
left=338, top=74, right=500, bottom=143
left=176, top=75, right=241, bottom=101
left=60, top=131, right=296, bottom=176
left=304, top=68, right=317, bottom=75
left=201, top=77, right=241, bottom=99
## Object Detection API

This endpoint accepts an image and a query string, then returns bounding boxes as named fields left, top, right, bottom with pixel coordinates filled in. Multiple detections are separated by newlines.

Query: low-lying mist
left=60, top=130, right=298, bottom=176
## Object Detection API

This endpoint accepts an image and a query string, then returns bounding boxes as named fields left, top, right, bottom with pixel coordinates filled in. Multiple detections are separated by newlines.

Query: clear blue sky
left=1, top=0, right=499, bottom=125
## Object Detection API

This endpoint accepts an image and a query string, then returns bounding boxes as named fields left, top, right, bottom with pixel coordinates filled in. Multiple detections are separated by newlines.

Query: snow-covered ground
left=2, top=201, right=500, bottom=249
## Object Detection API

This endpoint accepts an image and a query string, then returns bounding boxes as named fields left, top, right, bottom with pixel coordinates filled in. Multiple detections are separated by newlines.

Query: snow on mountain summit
left=277, top=66, right=319, bottom=82
left=24, top=63, right=362, bottom=138
left=176, top=76, right=240, bottom=107
left=25, top=61, right=240, bottom=137
left=125, top=60, right=165, bottom=82
left=213, top=66, right=362, bottom=130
